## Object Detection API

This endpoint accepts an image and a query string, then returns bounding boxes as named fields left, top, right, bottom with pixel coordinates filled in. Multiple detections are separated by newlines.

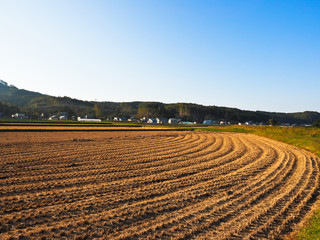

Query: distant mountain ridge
left=0, top=80, right=319, bottom=124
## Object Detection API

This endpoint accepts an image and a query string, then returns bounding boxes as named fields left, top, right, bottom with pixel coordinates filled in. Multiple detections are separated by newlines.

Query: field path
left=0, top=131, right=319, bottom=239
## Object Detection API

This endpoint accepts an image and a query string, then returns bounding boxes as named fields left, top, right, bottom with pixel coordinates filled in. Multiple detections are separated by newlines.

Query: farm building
left=128, top=117, right=137, bottom=122
left=114, top=117, right=127, bottom=121
left=147, top=118, right=157, bottom=123
left=168, top=118, right=181, bottom=124
left=12, top=113, right=28, bottom=119
left=48, top=115, right=58, bottom=120
left=156, top=118, right=168, bottom=124
left=49, top=112, right=68, bottom=120
left=140, top=117, right=148, bottom=122
left=203, top=120, right=218, bottom=125
left=118, top=117, right=127, bottom=121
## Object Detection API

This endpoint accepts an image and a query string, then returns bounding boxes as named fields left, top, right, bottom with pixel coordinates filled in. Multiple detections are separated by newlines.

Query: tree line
left=1, top=80, right=319, bottom=124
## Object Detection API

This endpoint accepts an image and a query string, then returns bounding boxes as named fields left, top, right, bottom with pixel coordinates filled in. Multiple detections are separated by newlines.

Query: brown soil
left=0, top=131, right=319, bottom=239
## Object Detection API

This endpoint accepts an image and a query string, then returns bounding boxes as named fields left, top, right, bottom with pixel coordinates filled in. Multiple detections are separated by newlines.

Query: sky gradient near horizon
left=0, top=0, right=319, bottom=113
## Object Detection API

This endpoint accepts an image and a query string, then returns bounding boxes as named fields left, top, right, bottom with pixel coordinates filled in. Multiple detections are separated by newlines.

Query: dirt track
left=0, top=131, right=319, bottom=239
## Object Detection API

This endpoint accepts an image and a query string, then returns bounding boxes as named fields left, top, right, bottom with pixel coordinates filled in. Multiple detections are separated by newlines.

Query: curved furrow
left=1, top=132, right=199, bottom=177
left=103, top=136, right=294, bottom=239
left=1, top=133, right=264, bottom=229
left=188, top=140, right=299, bottom=239
left=0, top=134, right=242, bottom=228
left=0, top=133, right=191, bottom=180
left=0, top=133, right=210, bottom=194
left=199, top=146, right=315, bottom=239
left=1, top=132, right=192, bottom=175
left=63, top=136, right=268, bottom=238
left=1, top=132, right=319, bottom=240
left=241, top=154, right=320, bottom=240
left=0, top=132, right=187, bottom=160
left=0, top=134, right=216, bottom=211
left=0, top=133, right=202, bottom=186
left=0, top=134, right=229, bottom=216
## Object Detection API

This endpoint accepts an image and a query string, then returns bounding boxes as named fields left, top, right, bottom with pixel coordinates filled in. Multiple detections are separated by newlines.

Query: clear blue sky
left=0, top=0, right=319, bottom=113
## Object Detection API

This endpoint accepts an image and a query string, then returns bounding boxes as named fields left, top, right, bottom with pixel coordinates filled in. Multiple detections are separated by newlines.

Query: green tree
left=0, top=101, right=20, bottom=117
left=313, top=120, right=320, bottom=128
left=137, top=102, right=166, bottom=118
left=269, top=118, right=279, bottom=126
left=94, top=104, right=101, bottom=118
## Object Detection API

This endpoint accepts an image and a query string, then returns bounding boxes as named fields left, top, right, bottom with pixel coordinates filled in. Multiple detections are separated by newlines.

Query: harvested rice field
left=1, top=131, right=319, bottom=239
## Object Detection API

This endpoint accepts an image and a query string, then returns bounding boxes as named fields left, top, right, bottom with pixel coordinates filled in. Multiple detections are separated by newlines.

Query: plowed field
left=1, top=131, right=319, bottom=239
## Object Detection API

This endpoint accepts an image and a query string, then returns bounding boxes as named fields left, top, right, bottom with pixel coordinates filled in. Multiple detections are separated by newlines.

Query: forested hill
left=0, top=80, right=319, bottom=124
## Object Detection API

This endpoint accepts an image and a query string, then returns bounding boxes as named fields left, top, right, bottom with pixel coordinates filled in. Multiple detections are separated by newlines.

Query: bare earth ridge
left=0, top=131, right=319, bottom=239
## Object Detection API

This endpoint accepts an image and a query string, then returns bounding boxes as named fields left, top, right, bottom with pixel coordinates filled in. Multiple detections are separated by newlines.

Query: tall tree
left=94, top=104, right=101, bottom=118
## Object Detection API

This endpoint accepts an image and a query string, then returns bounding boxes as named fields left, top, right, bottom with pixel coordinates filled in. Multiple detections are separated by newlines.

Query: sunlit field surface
left=1, top=131, right=319, bottom=239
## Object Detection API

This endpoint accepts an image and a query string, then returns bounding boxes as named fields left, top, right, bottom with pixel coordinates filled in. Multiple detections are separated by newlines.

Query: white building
left=77, top=117, right=101, bottom=122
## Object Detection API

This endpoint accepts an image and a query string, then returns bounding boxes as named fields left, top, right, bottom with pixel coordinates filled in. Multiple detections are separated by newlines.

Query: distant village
left=10, top=112, right=312, bottom=127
